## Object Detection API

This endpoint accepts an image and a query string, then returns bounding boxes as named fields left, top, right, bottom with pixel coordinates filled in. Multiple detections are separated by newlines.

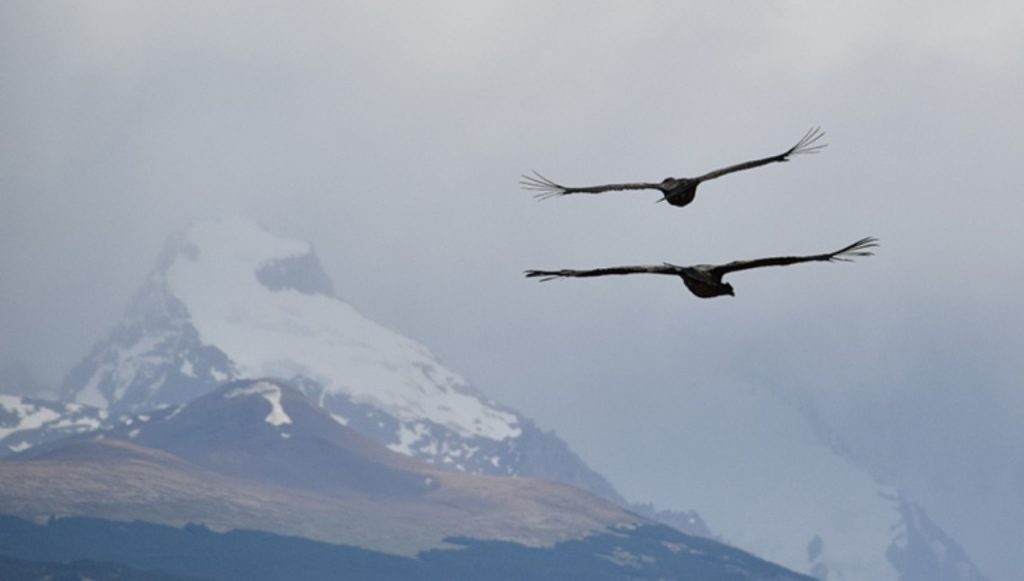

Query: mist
left=2, top=2, right=1023, bottom=577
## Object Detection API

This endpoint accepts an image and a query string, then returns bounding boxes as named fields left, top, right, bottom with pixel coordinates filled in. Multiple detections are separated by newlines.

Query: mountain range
left=0, top=378, right=812, bottom=580
left=0, top=216, right=988, bottom=580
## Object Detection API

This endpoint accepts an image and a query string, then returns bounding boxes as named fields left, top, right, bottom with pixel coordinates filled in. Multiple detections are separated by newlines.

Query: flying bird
left=525, top=237, right=877, bottom=299
left=520, top=127, right=827, bottom=208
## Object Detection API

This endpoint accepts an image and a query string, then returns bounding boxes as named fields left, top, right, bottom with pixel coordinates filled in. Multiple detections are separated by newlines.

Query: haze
left=2, top=2, right=1023, bottom=578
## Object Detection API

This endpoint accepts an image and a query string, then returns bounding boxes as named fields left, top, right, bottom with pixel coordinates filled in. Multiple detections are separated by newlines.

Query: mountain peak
left=60, top=217, right=621, bottom=507
left=64, top=216, right=520, bottom=440
left=165, top=216, right=520, bottom=441
left=169, top=216, right=332, bottom=298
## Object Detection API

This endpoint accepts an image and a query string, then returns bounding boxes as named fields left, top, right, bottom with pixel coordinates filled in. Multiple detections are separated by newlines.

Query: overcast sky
left=3, top=1, right=1024, bottom=575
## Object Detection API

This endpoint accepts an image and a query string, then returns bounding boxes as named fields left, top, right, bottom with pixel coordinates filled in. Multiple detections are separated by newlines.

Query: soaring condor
left=521, top=127, right=826, bottom=208
left=526, top=237, right=877, bottom=299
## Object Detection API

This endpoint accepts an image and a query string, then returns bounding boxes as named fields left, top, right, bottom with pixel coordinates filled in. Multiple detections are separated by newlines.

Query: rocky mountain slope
left=0, top=379, right=813, bottom=581
left=6, top=380, right=634, bottom=553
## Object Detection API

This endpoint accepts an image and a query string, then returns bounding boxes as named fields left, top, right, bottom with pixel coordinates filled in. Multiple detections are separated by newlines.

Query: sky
left=2, top=1, right=1024, bottom=576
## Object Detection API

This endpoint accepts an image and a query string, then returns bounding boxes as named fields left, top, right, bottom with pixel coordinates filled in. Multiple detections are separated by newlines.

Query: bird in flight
left=525, top=237, right=877, bottom=299
left=520, top=127, right=827, bottom=208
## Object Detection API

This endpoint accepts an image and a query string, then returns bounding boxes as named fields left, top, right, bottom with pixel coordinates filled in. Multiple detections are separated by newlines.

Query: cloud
left=2, top=2, right=1023, bottom=575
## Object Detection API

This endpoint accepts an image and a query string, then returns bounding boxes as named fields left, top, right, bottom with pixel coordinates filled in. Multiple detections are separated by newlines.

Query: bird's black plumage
left=525, top=237, right=878, bottom=299
left=520, top=127, right=826, bottom=208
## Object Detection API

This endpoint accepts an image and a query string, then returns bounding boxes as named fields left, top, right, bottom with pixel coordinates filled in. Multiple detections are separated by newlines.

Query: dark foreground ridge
left=0, top=516, right=814, bottom=581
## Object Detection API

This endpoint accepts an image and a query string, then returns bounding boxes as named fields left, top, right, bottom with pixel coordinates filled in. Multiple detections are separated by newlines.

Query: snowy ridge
left=62, top=274, right=238, bottom=412
left=76, top=333, right=173, bottom=408
left=165, top=217, right=519, bottom=441
left=0, top=396, right=60, bottom=441
left=0, top=396, right=108, bottom=455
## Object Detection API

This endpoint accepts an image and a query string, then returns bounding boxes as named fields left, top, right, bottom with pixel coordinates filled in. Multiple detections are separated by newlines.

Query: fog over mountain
left=2, top=216, right=986, bottom=580
left=2, top=2, right=1023, bottom=579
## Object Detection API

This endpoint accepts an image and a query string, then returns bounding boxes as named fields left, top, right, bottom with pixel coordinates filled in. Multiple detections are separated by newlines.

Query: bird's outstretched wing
left=520, top=171, right=662, bottom=200
left=525, top=264, right=678, bottom=282
left=696, top=127, right=827, bottom=182
left=710, top=236, right=878, bottom=277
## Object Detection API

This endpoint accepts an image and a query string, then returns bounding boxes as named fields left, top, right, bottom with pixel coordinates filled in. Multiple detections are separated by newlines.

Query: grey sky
left=3, top=1, right=1024, bottom=576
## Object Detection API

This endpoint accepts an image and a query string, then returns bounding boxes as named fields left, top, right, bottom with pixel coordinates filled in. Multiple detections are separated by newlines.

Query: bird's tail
left=519, top=171, right=568, bottom=200
left=524, top=269, right=566, bottom=282
left=827, top=236, right=879, bottom=262
left=786, top=127, right=828, bottom=158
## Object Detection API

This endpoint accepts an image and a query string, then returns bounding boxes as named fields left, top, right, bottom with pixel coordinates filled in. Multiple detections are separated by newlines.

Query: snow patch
left=51, top=416, right=101, bottom=432
left=0, top=397, right=61, bottom=441
left=225, top=381, right=292, bottom=426
left=390, top=422, right=430, bottom=456
left=8, top=441, right=31, bottom=453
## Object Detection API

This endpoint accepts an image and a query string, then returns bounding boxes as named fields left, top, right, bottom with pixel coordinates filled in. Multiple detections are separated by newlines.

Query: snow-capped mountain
left=0, top=379, right=816, bottom=581
left=0, top=396, right=108, bottom=455
left=56, top=216, right=985, bottom=581
left=61, top=216, right=620, bottom=501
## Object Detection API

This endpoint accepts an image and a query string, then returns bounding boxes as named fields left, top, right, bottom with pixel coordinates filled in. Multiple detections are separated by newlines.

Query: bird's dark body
left=659, top=178, right=700, bottom=207
left=675, top=266, right=733, bottom=298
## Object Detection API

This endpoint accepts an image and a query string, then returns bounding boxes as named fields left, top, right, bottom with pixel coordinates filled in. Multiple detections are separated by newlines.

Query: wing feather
left=696, top=127, right=827, bottom=182
left=520, top=171, right=661, bottom=200
left=711, top=236, right=878, bottom=277
left=525, top=264, right=678, bottom=282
